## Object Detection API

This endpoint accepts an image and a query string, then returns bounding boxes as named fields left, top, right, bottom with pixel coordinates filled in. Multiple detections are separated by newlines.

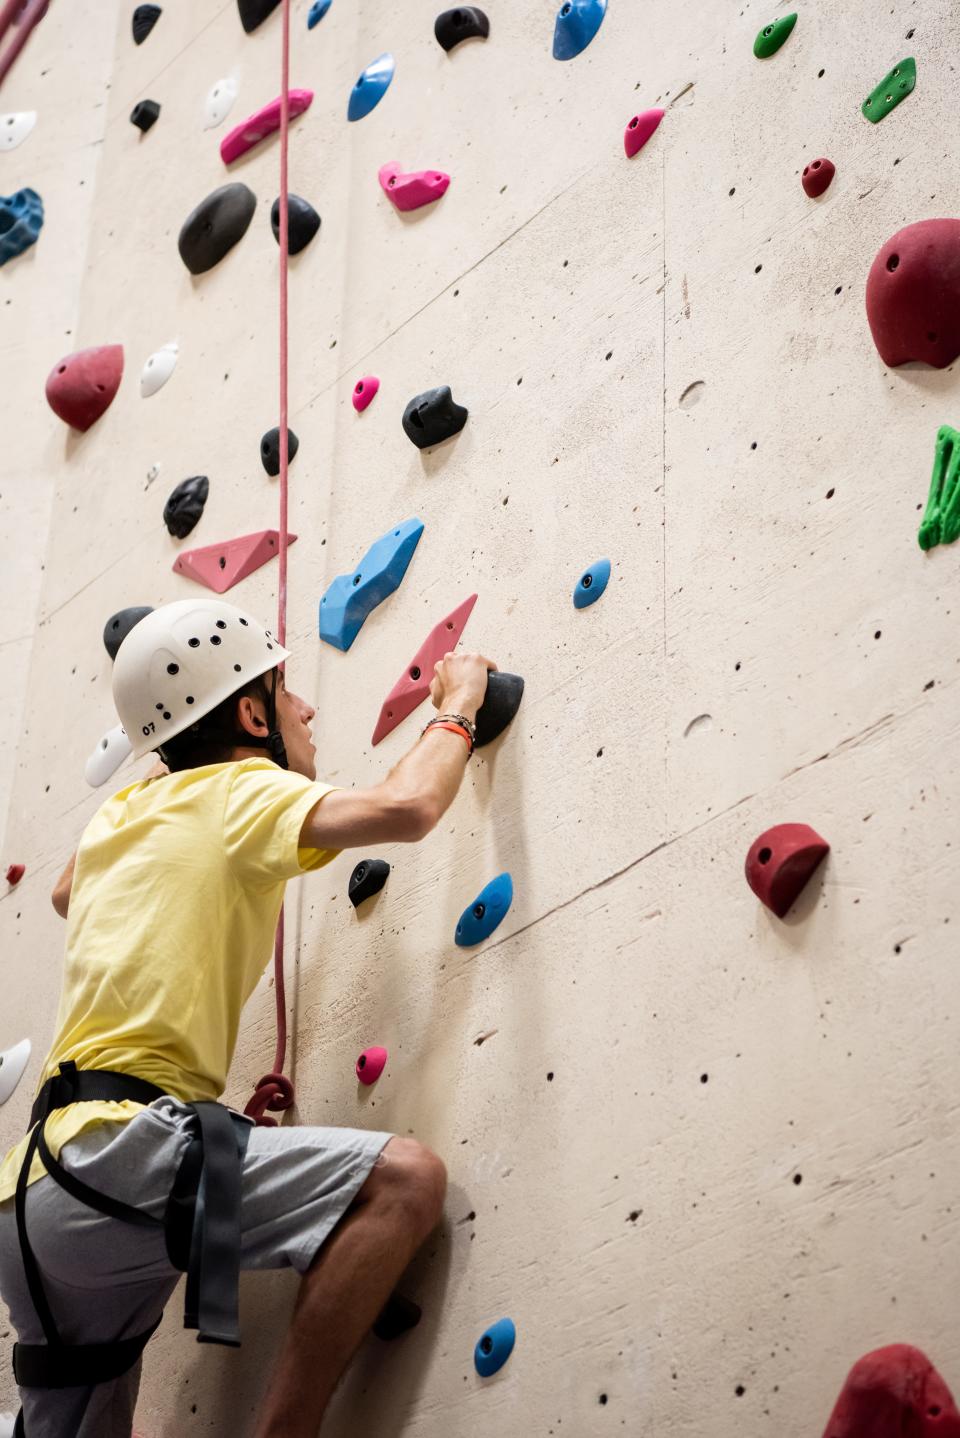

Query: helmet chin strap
left=158, top=671, right=290, bottom=770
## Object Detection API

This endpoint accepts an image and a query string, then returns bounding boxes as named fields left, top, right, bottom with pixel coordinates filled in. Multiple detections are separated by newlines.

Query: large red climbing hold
left=220, top=88, right=314, bottom=165
left=745, top=823, right=829, bottom=918
left=372, top=594, right=477, bottom=745
left=821, top=1345, right=960, bottom=1438
left=45, top=345, right=123, bottom=431
left=172, top=529, right=297, bottom=594
left=865, top=219, right=960, bottom=369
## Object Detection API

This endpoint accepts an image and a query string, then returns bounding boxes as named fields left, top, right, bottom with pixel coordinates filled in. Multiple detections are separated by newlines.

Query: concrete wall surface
left=1, top=0, right=959, bottom=1434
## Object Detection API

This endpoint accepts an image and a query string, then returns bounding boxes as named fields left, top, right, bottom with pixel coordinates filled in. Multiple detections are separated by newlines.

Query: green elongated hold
left=862, top=57, right=916, bottom=122
left=919, top=425, right=960, bottom=552
left=753, top=12, right=797, bottom=58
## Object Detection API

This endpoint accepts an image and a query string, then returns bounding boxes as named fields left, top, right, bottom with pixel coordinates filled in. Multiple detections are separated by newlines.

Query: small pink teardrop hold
left=624, top=108, right=664, bottom=158
left=356, top=1046, right=388, bottom=1085
left=801, top=156, right=835, bottom=198
left=352, top=375, right=380, bottom=412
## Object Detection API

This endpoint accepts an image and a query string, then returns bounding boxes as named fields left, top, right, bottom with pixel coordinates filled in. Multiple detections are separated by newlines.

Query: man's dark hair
left=158, top=668, right=278, bottom=773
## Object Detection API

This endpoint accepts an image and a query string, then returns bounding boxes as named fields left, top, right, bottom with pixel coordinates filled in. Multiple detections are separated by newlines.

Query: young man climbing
left=0, top=597, right=495, bottom=1438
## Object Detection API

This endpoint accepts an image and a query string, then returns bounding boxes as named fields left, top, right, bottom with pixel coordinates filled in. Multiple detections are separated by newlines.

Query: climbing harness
left=12, top=1062, right=250, bottom=1410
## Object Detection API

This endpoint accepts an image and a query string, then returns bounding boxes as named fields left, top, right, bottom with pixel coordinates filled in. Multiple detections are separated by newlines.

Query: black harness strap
left=11, top=1062, right=250, bottom=1404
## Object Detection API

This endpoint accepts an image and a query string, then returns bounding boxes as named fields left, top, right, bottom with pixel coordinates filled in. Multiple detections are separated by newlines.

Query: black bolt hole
left=758, top=847, right=772, bottom=864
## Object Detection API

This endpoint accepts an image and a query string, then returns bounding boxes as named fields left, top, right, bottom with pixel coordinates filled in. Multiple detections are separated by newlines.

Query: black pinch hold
left=474, top=672, right=525, bottom=747
left=132, top=4, right=161, bottom=44
left=103, top=606, right=153, bottom=660
left=260, top=426, right=299, bottom=477
left=348, top=859, right=390, bottom=908
left=177, top=183, right=257, bottom=275
left=401, top=385, right=468, bottom=449
left=270, top=195, right=321, bottom=254
left=163, top=475, right=210, bottom=539
left=434, top=6, right=490, bottom=50
left=237, top=0, right=280, bottom=32
left=130, top=99, right=161, bottom=133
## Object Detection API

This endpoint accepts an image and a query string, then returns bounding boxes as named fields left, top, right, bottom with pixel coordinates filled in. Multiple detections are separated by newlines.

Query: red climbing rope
left=245, top=0, right=294, bottom=1128
left=0, top=0, right=49, bottom=91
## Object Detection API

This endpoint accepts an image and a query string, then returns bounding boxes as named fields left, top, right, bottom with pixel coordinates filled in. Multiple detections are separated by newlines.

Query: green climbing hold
left=918, top=425, right=960, bottom=552
left=753, top=12, right=796, bottom=58
left=862, top=57, right=916, bottom=123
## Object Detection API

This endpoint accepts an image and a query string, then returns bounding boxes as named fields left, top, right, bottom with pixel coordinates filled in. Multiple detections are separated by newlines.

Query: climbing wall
left=2, top=0, right=960, bottom=1433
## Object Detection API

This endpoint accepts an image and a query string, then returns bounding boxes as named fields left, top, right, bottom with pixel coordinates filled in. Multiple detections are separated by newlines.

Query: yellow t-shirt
left=0, top=757, right=339, bottom=1203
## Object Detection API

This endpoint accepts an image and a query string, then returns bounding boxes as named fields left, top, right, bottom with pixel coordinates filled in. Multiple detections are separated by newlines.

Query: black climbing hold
left=402, top=385, right=468, bottom=450
left=103, top=605, right=153, bottom=661
left=178, top=182, right=256, bottom=275
left=130, top=99, right=160, bottom=133
left=434, top=6, right=489, bottom=50
left=237, top=0, right=280, bottom=32
left=373, top=1292, right=422, bottom=1341
left=132, top=4, right=161, bottom=44
left=260, top=426, right=299, bottom=477
left=270, top=195, right=321, bottom=254
left=474, top=671, right=524, bottom=748
left=349, top=859, right=390, bottom=908
left=163, top=475, right=210, bottom=540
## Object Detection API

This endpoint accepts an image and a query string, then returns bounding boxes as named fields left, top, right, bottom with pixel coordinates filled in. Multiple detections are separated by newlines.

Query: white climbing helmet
left=112, top=599, right=290, bottom=760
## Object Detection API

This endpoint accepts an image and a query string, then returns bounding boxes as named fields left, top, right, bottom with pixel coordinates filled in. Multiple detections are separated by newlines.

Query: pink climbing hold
left=372, top=593, right=478, bottom=745
left=352, top=375, right=380, bottom=412
left=801, top=156, right=835, bottom=198
left=821, top=1344, right=960, bottom=1438
left=172, top=529, right=298, bottom=595
left=45, top=345, right=123, bottom=432
left=6, top=864, right=24, bottom=885
left=745, top=822, right=829, bottom=918
left=624, top=108, right=663, bottom=158
left=378, top=162, right=450, bottom=213
left=220, top=88, right=313, bottom=165
left=356, top=1046, right=387, bottom=1085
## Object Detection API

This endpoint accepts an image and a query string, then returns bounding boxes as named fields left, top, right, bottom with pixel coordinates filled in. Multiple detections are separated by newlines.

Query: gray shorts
left=0, top=1097, right=393, bottom=1438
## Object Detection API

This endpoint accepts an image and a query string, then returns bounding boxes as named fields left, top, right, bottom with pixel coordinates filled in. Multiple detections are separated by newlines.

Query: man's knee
left=367, top=1137, right=446, bottom=1230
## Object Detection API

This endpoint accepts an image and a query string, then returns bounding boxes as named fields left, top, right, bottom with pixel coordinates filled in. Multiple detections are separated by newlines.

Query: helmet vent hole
left=239, top=618, right=248, bottom=626
left=216, top=620, right=227, bottom=629
left=156, top=703, right=164, bottom=711
left=162, top=711, right=171, bottom=720
left=234, top=664, right=242, bottom=672
left=186, top=695, right=195, bottom=704
left=167, top=663, right=179, bottom=675
left=210, top=635, right=222, bottom=645
left=188, top=638, right=200, bottom=648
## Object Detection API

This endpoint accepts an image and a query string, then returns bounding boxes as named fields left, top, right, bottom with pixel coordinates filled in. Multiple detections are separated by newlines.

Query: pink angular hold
left=624, top=108, right=664, bottom=158
left=220, top=88, right=314, bottom=165
left=45, top=345, right=124, bottom=432
left=356, top=1046, right=387, bottom=1085
left=173, top=529, right=298, bottom=595
left=372, top=593, right=478, bottom=745
left=378, top=162, right=450, bottom=213
left=352, top=375, right=380, bottom=412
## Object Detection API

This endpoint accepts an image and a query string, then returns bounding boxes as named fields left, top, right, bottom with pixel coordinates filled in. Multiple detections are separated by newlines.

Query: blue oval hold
left=307, top=0, right=331, bottom=26
left=0, top=187, right=43, bottom=267
left=552, top=0, right=606, bottom=59
left=455, top=873, right=513, bottom=948
left=347, top=52, right=395, bottom=121
left=475, top=1317, right=516, bottom=1377
left=573, top=557, right=610, bottom=609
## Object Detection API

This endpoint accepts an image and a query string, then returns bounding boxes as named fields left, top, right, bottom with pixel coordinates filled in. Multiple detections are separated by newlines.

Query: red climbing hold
left=356, top=1047, right=387, bottom=1085
left=45, top=345, right=123, bottom=431
left=378, top=162, right=450, bottom=213
left=624, top=108, right=663, bottom=158
left=801, top=157, right=835, bottom=198
left=372, top=593, right=477, bottom=745
left=172, top=529, right=297, bottom=594
left=821, top=1345, right=960, bottom=1438
left=220, top=88, right=314, bottom=165
left=745, top=823, right=829, bottom=918
left=5, top=864, right=24, bottom=885
left=866, top=219, right=960, bottom=369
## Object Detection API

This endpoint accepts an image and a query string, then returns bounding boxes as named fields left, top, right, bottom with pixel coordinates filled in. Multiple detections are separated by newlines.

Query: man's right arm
left=299, top=651, right=495, bottom=852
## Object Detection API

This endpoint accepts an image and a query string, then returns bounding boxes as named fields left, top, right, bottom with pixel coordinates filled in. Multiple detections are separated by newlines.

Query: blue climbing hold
left=573, top=557, right=610, bottom=609
left=0, top=188, right=43, bottom=266
left=552, top=0, right=606, bottom=59
left=319, top=517, right=424, bottom=652
left=475, top=1318, right=516, bottom=1377
left=455, top=873, right=513, bottom=948
left=347, top=52, right=395, bottom=121
left=307, top=0, right=331, bottom=27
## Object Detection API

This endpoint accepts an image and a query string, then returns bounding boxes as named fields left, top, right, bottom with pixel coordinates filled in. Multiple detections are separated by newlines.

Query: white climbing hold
left=140, top=339, right=178, bottom=398
left=0, top=1039, right=31, bottom=1107
left=0, top=111, right=36, bottom=152
left=203, top=76, right=238, bottom=130
left=85, top=723, right=132, bottom=788
left=0, top=1413, right=17, bottom=1438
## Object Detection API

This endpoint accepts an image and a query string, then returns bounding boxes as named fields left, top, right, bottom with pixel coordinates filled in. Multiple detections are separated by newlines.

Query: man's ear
left=235, top=694, right=269, bottom=736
